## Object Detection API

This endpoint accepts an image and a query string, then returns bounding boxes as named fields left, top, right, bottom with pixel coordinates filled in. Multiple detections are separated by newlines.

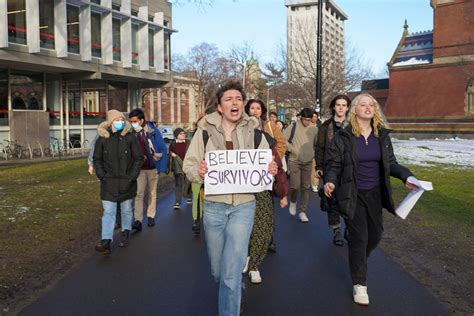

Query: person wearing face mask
left=128, top=108, right=168, bottom=231
left=93, top=110, right=144, bottom=254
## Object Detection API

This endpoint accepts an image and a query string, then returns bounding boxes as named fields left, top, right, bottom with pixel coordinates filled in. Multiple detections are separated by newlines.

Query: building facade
left=285, top=0, right=347, bottom=84
left=142, top=74, right=200, bottom=131
left=0, top=0, right=174, bottom=147
left=383, top=0, right=474, bottom=137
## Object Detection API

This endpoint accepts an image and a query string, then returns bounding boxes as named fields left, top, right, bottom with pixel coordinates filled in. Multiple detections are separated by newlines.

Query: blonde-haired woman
left=324, top=94, right=418, bottom=306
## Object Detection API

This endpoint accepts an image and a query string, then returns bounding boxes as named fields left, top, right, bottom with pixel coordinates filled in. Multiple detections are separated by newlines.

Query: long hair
left=348, top=93, right=387, bottom=137
left=244, top=99, right=267, bottom=121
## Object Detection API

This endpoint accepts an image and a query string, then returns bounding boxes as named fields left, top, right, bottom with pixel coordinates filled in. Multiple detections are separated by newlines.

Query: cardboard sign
left=204, top=149, right=274, bottom=195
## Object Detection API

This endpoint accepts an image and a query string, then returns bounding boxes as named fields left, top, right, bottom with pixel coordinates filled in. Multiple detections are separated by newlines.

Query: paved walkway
left=20, top=190, right=447, bottom=315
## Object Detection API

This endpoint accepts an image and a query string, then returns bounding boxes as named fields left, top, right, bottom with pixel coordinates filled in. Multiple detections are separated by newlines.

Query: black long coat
left=325, top=125, right=413, bottom=220
left=93, top=121, right=144, bottom=202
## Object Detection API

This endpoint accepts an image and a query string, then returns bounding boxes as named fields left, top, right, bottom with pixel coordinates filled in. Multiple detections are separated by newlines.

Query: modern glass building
left=0, top=0, right=174, bottom=146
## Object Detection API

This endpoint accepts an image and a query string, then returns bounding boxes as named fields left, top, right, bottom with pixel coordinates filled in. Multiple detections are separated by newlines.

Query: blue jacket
left=146, top=121, right=168, bottom=174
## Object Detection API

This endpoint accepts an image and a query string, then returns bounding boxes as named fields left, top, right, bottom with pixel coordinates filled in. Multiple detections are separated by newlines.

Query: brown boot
left=95, top=239, right=111, bottom=254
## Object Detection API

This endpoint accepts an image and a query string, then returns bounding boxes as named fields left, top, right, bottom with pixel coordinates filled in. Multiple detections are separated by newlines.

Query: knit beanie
left=107, top=109, right=125, bottom=124
left=173, top=128, right=185, bottom=139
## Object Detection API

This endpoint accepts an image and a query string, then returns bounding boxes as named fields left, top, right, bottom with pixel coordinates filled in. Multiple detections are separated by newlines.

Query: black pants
left=319, top=184, right=341, bottom=228
left=346, top=186, right=383, bottom=286
left=174, top=174, right=190, bottom=204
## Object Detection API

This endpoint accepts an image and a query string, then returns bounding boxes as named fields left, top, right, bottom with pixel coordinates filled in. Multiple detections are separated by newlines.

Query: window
left=39, top=0, right=54, bottom=49
left=149, top=29, right=154, bottom=67
left=46, top=73, right=60, bottom=125
left=91, top=12, right=102, bottom=58
left=0, top=70, right=7, bottom=126
left=108, top=81, right=128, bottom=113
left=305, top=6, right=310, bottom=11
left=131, top=9, right=138, bottom=17
left=82, top=80, right=107, bottom=125
left=67, top=5, right=80, bottom=54
left=466, top=82, right=474, bottom=114
left=112, top=18, right=121, bottom=61
left=7, top=0, right=27, bottom=45
left=112, top=2, right=120, bottom=11
left=132, top=23, right=138, bottom=64
left=10, top=71, right=43, bottom=110
left=164, top=32, right=170, bottom=70
left=90, top=0, right=100, bottom=4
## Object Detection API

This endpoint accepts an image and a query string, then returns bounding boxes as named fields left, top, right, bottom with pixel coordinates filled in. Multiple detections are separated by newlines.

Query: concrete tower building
left=285, top=0, right=347, bottom=86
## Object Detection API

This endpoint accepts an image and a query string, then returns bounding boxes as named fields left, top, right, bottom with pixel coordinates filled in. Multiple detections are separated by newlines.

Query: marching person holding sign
left=323, top=94, right=418, bottom=306
left=183, top=81, right=278, bottom=316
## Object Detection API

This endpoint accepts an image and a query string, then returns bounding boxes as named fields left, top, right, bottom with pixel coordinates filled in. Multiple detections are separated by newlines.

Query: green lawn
left=391, top=164, right=474, bottom=235
left=0, top=159, right=102, bottom=302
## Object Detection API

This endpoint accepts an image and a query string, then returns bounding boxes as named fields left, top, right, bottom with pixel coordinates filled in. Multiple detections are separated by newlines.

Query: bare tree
left=228, top=42, right=264, bottom=98
left=172, top=42, right=221, bottom=116
left=284, top=18, right=374, bottom=117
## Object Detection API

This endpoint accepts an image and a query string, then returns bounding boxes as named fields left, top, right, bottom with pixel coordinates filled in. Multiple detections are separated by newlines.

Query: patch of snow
left=392, top=138, right=474, bottom=168
left=393, top=57, right=430, bottom=67
left=16, top=206, right=30, bottom=214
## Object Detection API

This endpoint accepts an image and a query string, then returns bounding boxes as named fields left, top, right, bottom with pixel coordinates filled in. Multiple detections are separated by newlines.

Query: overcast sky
left=171, top=0, right=433, bottom=76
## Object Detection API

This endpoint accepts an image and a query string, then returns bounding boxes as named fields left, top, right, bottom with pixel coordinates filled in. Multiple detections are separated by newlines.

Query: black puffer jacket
left=93, top=121, right=144, bottom=202
left=315, top=118, right=349, bottom=173
left=325, top=125, right=413, bottom=220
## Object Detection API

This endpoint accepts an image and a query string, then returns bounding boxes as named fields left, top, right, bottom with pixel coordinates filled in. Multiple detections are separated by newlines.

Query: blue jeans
left=203, top=200, right=256, bottom=316
left=101, top=199, right=133, bottom=240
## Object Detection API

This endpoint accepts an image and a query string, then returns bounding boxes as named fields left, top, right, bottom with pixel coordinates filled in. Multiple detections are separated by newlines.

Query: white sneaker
left=299, top=212, right=309, bottom=223
left=353, top=284, right=369, bottom=306
left=242, top=256, right=250, bottom=273
left=289, top=202, right=296, bottom=216
left=312, top=185, right=319, bottom=192
left=249, top=270, right=262, bottom=284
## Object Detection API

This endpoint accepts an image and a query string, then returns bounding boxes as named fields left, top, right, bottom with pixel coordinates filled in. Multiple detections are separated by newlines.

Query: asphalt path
left=20, top=189, right=448, bottom=315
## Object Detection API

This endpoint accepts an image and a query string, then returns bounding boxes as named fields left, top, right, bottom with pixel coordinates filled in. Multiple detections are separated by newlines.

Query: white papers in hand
left=395, top=176, right=433, bottom=219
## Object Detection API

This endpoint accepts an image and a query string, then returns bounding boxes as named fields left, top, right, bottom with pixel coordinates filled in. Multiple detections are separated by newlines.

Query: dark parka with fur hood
left=324, top=125, right=413, bottom=220
left=93, top=120, right=144, bottom=202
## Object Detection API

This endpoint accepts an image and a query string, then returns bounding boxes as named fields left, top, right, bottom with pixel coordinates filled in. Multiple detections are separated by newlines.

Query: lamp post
left=266, top=86, right=274, bottom=107
left=315, top=0, right=324, bottom=114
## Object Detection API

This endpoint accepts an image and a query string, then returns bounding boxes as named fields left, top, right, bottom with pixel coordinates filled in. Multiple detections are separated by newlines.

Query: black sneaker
left=192, top=220, right=200, bottom=233
left=333, top=228, right=344, bottom=246
left=95, top=239, right=111, bottom=254
left=173, top=202, right=180, bottom=209
left=147, top=217, right=155, bottom=227
left=119, top=230, right=130, bottom=247
left=267, top=241, right=277, bottom=253
left=132, top=220, right=142, bottom=231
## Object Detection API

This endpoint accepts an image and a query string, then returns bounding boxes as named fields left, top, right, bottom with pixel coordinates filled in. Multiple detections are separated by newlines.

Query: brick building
left=141, top=74, right=199, bottom=131
left=382, top=0, right=474, bottom=137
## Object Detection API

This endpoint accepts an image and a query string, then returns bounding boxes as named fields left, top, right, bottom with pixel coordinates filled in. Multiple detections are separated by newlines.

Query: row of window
left=6, top=0, right=170, bottom=68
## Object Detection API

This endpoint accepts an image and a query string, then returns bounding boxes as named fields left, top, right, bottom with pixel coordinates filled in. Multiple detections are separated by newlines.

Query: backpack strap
left=254, top=129, right=263, bottom=149
left=202, top=130, right=209, bottom=148
left=288, top=122, right=297, bottom=144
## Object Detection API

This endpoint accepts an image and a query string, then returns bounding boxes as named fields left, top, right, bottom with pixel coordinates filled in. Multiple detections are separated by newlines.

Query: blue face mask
left=113, top=120, right=125, bottom=131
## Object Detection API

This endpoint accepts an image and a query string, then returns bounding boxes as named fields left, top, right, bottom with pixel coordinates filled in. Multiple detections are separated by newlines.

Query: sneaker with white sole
left=353, top=284, right=369, bottom=306
left=242, top=256, right=250, bottom=273
left=299, top=212, right=309, bottom=223
left=249, top=270, right=262, bottom=284
left=289, top=202, right=296, bottom=216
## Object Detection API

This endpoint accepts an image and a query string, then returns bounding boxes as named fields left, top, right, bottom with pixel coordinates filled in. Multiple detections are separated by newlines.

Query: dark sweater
left=356, top=132, right=381, bottom=190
